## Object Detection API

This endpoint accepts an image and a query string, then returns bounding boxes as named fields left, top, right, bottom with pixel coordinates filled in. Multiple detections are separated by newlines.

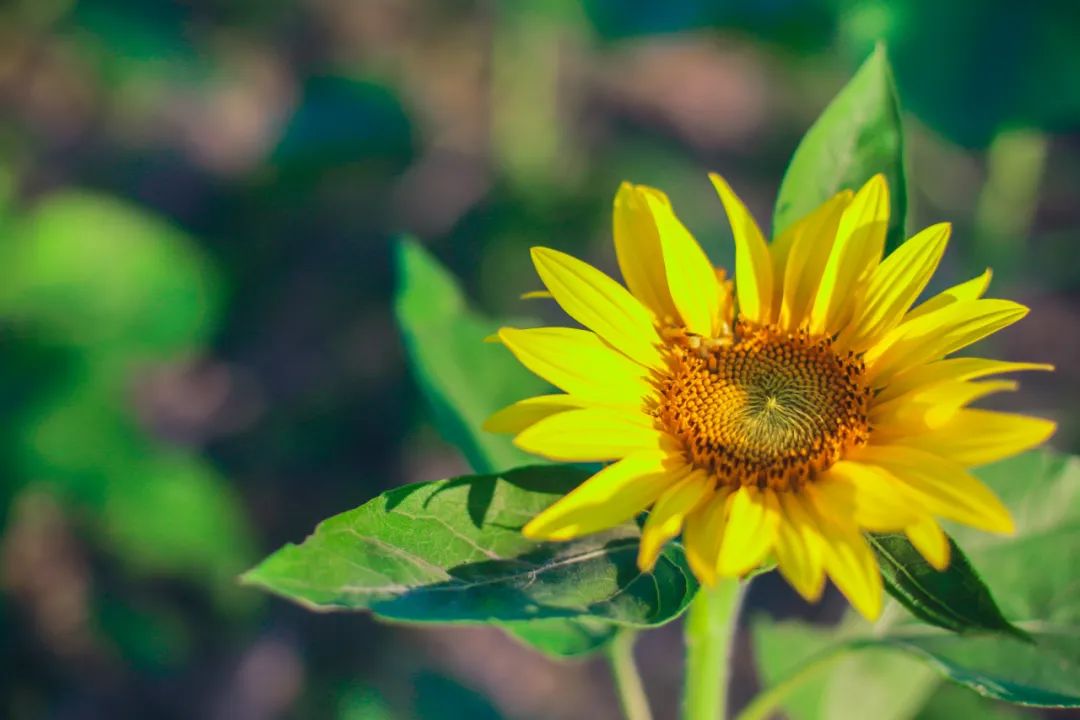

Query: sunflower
left=484, top=174, right=1054, bottom=619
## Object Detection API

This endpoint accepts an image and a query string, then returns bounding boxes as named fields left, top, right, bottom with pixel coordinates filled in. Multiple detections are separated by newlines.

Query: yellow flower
left=485, top=174, right=1055, bottom=619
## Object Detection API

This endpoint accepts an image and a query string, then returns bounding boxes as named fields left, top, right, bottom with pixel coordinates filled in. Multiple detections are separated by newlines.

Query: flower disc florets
left=657, top=321, right=871, bottom=491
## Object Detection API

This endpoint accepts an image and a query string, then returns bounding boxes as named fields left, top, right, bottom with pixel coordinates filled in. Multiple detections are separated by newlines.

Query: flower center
left=656, top=321, right=871, bottom=491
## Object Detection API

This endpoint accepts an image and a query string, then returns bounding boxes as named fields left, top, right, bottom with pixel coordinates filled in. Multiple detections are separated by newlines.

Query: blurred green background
left=0, top=0, right=1077, bottom=718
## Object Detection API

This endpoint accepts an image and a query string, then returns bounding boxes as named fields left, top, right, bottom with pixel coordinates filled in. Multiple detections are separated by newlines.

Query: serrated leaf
left=243, top=465, right=696, bottom=626
left=868, top=533, right=1026, bottom=639
left=774, top=44, right=907, bottom=253
left=394, top=238, right=548, bottom=475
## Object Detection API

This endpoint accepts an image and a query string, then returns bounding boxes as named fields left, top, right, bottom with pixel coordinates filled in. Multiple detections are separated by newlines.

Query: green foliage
left=274, top=77, right=414, bottom=171
left=881, top=450, right=1080, bottom=706
left=336, top=685, right=395, bottom=720
left=918, top=682, right=1026, bottom=720
left=395, top=239, right=548, bottom=475
left=0, top=192, right=221, bottom=359
left=498, top=617, right=617, bottom=658
left=868, top=533, right=1025, bottom=639
left=22, top=393, right=253, bottom=599
left=243, top=465, right=696, bottom=626
left=773, top=45, right=907, bottom=253
left=751, top=618, right=1023, bottom=720
left=395, top=239, right=622, bottom=655
left=752, top=618, right=940, bottom=720
left=841, top=1, right=1080, bottom=148
left=752, top=451, right=1080, bottom=714
left=100, top=452, right=253, bottom=596
left=0, top=191, right=253, bottom=604
left=96, top=594, right=193, bottom=671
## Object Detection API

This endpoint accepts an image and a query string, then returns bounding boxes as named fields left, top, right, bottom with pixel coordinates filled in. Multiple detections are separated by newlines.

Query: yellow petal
left=531, top=247, right=664, bottom=370
left=682, top=488, right=732, bottom=585
left=899, top=409, right=1056, bottom=467
left=808, top=174, right=890, bottom=336
left=613, top=183, right=680, bottom=321
left=483, top=394, right=592, bottom=434
left=871, top=379, right=1019, bottom=435
left=709, top=173, right=773, bottom=324
left=864, top=299, right=1029, bottom=387
left=767, top=219, right=797, bottom=304
left=815, top=461, right=922, bottom=531
left=523, top=451, right=688, bottom=540
left=803, top=493, right=883, bottom=620
left=643, top=192, right=725, bottom=337
left=905, top=268, right=992, bottom=322
left=774, top=492, right=827, bottom=602
left=513, top=406, right=673, bottom=462
left=875, top=357, right=1053, bottom=404
left=905, top=517, right=950, bottom=571
left=520, top=290, right=553, bottom=300
left=716, top=486, right=778, bottom=577
left=637, top=470, right=714, bottom=571
left=852, top=445, right=1015, bottom=534
left=778, top=191, right=852, bottom=331
left=497, top=327, right=653, bottom=405
left=839, top=222, right=951, bottom=353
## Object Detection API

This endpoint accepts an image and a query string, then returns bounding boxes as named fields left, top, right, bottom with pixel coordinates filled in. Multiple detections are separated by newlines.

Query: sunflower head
left=485, top=173, right=1055, bottom=619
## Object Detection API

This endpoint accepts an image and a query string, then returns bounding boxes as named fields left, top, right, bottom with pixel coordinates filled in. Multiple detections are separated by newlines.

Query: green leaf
left=751, top=618, right=940, bottom=720
left=499, top=617, right=618, bottom=658
left=336, top=684, right=395, bottom=720
left=916, top=677, right=1027, bottom=720
left=394, top=239, right=622, bottom=655
left=751, top=619, right=834, bottom=720
left=17, top=375, right=255, bottom=608
left=868, top=533, right=1026, bottom=639
left=394, top=238, right=548, bottom=475
left=880, top=631, right=1078, bottom=707
left=0, top=191, right=252, bottom=609
left=773, top=44, right=907, bottom=253
left=100, top=453, right=255, bottom=604
left=243, top=465, right=696, bottom=626
left=876, top=450, right=1080, bottom=706
left=0, top=192, right=221, bottom=359
left=840, top=2, right=1080, bottom=148
left=750, top=618, right=1026, bottom=720
left=750, top=451, right=1080, bottom=712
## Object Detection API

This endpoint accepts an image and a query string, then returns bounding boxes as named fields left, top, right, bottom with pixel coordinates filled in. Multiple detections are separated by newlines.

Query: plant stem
left=608, top=629, right=653, bottom=720
left=683, top=578, right=745, bottom=720
left=733, top=644, right=851, bottom=720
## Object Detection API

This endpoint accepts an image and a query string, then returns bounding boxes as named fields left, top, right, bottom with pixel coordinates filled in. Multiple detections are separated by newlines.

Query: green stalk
left=683, top=579, right=745, bottom=720
left=608, top=629, right=654, bottom=720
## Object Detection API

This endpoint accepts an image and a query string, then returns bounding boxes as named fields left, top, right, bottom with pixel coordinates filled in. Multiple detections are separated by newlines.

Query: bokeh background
left=1, top=1, right=1078, bottom=718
